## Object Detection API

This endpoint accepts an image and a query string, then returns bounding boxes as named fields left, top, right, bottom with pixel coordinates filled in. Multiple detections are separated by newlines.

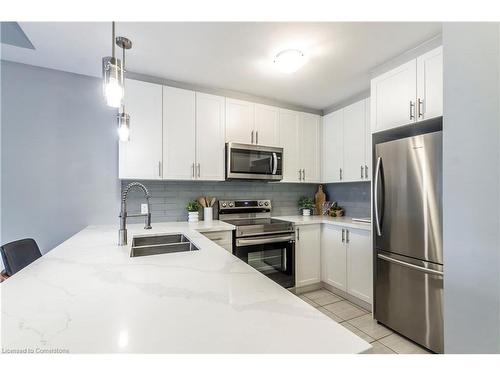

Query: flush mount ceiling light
left=273, top=49, right=306, bottom=74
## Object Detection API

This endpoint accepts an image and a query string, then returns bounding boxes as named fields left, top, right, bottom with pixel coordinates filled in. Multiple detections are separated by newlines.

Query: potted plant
left=186, top=200, right=200, bottom=222
left=298, top=196, right=314, bottom=216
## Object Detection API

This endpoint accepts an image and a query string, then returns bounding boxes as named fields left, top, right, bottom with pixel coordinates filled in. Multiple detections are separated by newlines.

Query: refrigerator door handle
left=378, top=254, right=443, bottom=277
left=374, top=156, right=383, bottom=236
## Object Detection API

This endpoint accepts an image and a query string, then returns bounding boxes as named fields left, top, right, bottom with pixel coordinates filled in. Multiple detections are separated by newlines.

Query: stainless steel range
left=219, top=199, right=295, bottom=288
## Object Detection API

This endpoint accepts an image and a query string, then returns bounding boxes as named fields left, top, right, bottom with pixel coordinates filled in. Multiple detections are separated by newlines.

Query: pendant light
left=115, top=34, right=132, bottom=142
left=102, top=22, right=123, bottom=108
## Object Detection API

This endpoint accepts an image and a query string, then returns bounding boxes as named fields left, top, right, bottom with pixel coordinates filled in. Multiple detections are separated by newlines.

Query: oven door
left=234, top=234, right=294, bottom=288
left=226, top=142, right=283, bottom=181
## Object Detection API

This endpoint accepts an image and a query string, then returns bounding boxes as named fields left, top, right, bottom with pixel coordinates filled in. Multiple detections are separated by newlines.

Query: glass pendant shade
left=117, top=112, right=130, bottom=142
left=102, top=56, right=124, bottom=108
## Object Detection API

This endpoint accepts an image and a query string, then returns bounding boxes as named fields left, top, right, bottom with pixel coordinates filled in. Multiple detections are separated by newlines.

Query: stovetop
left=221, top=218, right=287, bottom=227
left=221, top=217, right=294, bottom=238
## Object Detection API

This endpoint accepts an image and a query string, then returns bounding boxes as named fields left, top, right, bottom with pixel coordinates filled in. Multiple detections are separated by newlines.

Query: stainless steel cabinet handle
left=197, top=163, right=201, bottom=178
left=302, top=169, right=306, bottom=181
left=158, top=161, right=162, bottom=177
left=409, top=101, right=415, bottom=120
left=346, top=229, right=350, bottom=243
left=256, top=131, right=259, bottom=144
left=341, top=228, right=345, bottom=243
left=364, top=165, right=368, bottom=179
left=378, top=254, right=443, bottom=276
left=191, top=163, right=195, bottom=178
left=297, top=227, right=300, bottom=241
left=417, top=98, right=424, bottom=118
left=361, top=165, right=364, bottom=179
left=251, top=130, right=254, bottom=144
left=339, top=168, right=343, bottom=181
left=374, top=156, right=383, bottom=236
left=298, top=169, right=302, bottom=181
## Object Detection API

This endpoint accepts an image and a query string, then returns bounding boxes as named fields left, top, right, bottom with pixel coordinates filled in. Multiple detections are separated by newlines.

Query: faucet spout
left=118, top=182, right=152, bottom=246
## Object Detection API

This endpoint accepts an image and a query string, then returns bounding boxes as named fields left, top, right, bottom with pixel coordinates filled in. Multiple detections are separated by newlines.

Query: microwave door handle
left=272, top=153, right=278, bottom=175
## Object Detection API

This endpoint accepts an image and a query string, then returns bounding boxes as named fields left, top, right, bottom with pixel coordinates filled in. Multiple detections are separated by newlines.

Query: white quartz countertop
left=273, top=215, right=372, bottom=231
left=1, top=220, right=370, bottom=354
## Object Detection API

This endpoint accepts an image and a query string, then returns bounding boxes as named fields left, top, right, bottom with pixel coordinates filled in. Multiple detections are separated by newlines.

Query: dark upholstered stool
left=0, top=238, right=42, bottom=277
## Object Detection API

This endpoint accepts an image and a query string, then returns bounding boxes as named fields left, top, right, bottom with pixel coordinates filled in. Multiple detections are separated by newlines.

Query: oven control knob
left=259, top=202, right=263, bottom=206
left=229, top=202, right=234, bottom=207
left=264, top=202, right=269, bottom=206
left=222, top=203, right=227, bottom=207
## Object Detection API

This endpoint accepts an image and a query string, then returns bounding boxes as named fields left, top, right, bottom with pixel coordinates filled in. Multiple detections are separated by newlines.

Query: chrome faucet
left=119, top=182, right=152, bottom=246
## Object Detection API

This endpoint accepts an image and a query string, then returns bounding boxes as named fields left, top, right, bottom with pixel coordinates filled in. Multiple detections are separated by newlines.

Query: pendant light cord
left=112, top=21, right=115, bottom=58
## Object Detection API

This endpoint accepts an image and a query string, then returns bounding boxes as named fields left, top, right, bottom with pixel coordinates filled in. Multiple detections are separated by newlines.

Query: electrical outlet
left=141, top=204, right=148, bottom=214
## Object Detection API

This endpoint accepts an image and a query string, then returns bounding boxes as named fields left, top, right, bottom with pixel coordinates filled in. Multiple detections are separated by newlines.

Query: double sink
left=130, top=234, right=199, bottom=258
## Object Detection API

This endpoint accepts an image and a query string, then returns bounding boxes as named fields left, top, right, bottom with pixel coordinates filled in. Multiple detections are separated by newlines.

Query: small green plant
left=186, top=200, right=200, bottom=212
left=298, top=196, right=314, bottom=210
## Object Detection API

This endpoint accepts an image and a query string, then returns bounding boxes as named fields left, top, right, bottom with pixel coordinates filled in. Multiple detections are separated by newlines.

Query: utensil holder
left=204, top=207, right=213, bottom=222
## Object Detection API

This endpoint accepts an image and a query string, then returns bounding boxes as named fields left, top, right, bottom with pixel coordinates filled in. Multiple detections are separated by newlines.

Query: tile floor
left=297, top=288, right=433, bottom=354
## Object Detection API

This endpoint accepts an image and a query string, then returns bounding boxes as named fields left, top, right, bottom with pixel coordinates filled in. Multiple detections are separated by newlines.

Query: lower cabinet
left=321, top=225, right=372, bottom=304
left=199, top=230, right=232, bottom=253
left=295, top=224, right=321, bottom=287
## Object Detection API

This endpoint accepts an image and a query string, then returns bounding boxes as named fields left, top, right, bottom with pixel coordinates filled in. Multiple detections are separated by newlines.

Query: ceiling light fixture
left=273, top=49, right=306, bottom=74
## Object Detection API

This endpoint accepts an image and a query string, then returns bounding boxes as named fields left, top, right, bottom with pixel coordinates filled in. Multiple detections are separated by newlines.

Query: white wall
left=0, top=61, right=121, bottom=263
left=443, top=23, right=500, bottom=353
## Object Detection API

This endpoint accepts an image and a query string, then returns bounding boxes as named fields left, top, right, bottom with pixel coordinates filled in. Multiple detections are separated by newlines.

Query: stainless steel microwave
left=226, top=142, right=283, bottom=181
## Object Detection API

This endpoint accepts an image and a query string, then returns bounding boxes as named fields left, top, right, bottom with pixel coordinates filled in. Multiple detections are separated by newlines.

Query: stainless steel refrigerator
left=373, top=130, right=443, bottom=353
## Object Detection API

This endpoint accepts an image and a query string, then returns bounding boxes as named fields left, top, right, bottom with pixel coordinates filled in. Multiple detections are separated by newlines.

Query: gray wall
left=442, top=23, right=500, bottom=353
left=325, top=182, right=371, bottom=218
left=122, top=180, right=317, bottom=222
left=0, top=61, right=120, bottom=259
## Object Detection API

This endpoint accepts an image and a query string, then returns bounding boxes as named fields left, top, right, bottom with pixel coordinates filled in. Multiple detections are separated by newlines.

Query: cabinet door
left=417, top=46, right=443, bottom=121
left=300, top=113, right=321, bottom=183
left=346, top=228, right=372, bottom=304
left=254, top=104, right=279, bottom=146
left=195, top=92, right=225, bottom=181
left=321, top=225, right=346, bottom=291
left=322, top=109, right=343, bottom=183
left=371, top=59, right=417, bottom=132
left=343, top=100, right=366, bottom=182
left=364, top=98, right=372, bottom=181
left=119, top=79, right=163, bottom=180
left=279, top=109, right=301, bottom=183
left=163, top=86, right=196, bottom=180
left=295, top=225, right=321, bottom=287
left=225, top=98, right=254, bottom=143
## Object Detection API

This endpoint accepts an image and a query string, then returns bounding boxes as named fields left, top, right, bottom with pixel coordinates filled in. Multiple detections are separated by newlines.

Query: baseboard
left=289, top=282, right=322, bottom=295
left=321, top=282, right=372, bottom=312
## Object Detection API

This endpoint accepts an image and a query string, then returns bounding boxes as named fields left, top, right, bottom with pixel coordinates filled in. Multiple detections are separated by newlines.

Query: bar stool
left=0, top=238, right=42, bottom=279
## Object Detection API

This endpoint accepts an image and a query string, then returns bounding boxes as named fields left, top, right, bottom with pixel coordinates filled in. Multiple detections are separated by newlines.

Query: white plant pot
left=188, top=212, right=199, bottom=222
left=203, top=207, right=213, bottom=222
left=302, top=209, right=311, bottom=216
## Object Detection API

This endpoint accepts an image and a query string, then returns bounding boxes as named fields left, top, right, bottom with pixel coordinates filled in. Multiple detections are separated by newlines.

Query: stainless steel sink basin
left=130, top=234, right=199, bottom=257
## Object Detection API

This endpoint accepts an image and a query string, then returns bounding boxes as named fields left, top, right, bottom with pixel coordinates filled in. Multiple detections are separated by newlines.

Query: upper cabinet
left=279, top=109, right=301, bottom=182
left=119, top=80, right=225, bottom=181
left=225, top=99, right=279, bottom=146
left=119, top=79, right=163, bottom=180
left=371, top=46, right=442, bottom=133
left=322, top=98, right=371, bottom=183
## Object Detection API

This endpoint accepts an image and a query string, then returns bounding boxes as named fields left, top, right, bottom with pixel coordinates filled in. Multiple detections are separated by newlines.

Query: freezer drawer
left=375, top=252, right=443, bottom=353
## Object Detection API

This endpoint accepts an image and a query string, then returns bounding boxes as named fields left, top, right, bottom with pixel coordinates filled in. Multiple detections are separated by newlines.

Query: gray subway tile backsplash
left=122, top=180, right=371, bottom=222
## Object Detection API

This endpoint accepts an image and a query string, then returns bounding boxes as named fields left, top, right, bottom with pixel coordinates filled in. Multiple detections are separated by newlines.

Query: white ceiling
left=2, top=22, right=441, bottom=110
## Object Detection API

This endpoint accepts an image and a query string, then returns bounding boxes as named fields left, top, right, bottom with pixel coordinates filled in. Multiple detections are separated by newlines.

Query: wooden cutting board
left=315, top=185, right=326, bottom=215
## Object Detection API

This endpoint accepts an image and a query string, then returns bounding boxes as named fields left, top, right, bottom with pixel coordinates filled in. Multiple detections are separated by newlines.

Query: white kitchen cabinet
left=343, top=100, right=366, bottom=182
left=300, top=113, right=321, bottom=183
left=321, top=225, right=346, bottom=291
left=370, top=59, right=417, bottom=132
left=254, top=104, right=280, bottom=146
left=322, top=99, right=370, bottom=183
left=346, top=228, right=372, bottom=303
left=195, top=92, right=226, bottom=181
left=416, top=46, right=443, bottom=121
left=163, top=86, right=196, bottom=180
left=295, top=224, right=321, bottom=287
left=225, top=98, right=255, bottom=144
left=199, top=230, right=232, bottom=252
left=279, top=109, right=301, bottom=183
left=321, top=224, right=372, bottom=304
left=371, top=46, right=442, bottom=133
left=119, top=79, right=163, bottom=180
left=364, top=99, right=372, bottom=180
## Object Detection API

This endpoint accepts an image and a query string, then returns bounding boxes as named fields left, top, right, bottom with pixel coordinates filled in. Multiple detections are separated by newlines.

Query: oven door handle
left=236, top=235, right=294, bottom=246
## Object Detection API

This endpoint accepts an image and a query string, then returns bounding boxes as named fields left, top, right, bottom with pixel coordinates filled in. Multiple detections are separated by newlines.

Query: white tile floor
left=297, top=288, right=433, bottom=354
